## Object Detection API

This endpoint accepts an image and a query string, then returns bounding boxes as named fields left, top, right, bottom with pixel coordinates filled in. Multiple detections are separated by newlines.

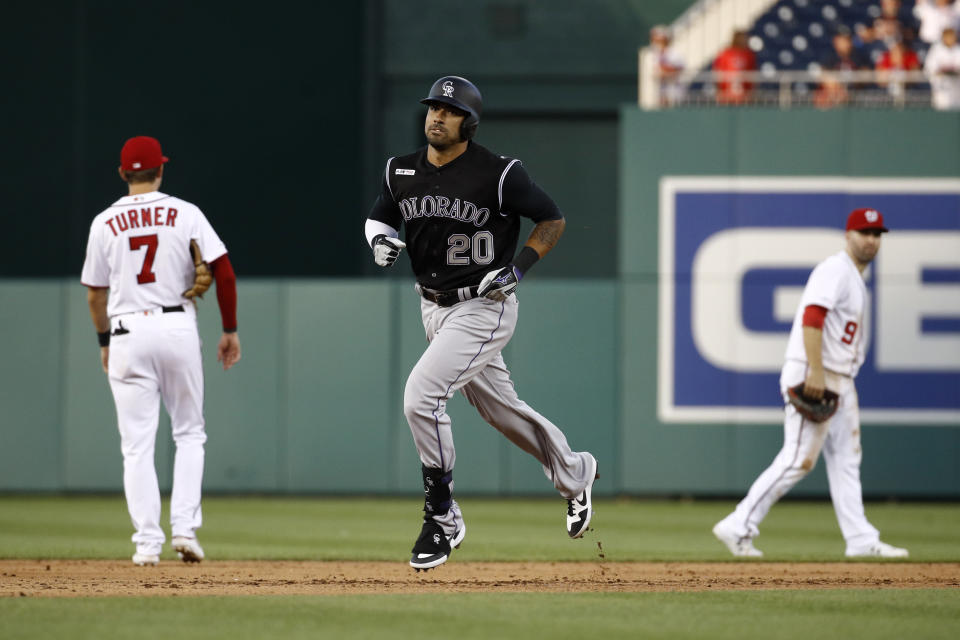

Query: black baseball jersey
left=367, top=142, right=562, bottom=290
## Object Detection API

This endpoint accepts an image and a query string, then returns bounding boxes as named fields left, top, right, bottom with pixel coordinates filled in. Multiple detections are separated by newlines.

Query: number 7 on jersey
left=130, top=234, right=158, bottom=284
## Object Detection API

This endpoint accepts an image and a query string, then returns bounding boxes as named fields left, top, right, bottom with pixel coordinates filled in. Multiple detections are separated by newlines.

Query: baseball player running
left=81, top=136, right=241, bottom=566
left=713, top=208, right=908, bottom=559
left=365, top=76, right=598, bottom=570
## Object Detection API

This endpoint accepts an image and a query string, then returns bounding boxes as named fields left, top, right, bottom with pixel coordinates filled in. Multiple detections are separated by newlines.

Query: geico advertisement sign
left=658, top=177, right=960, bottom=425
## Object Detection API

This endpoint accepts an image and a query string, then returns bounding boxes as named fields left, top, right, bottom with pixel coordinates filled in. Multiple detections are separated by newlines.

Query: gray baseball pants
left=403, top=291, right=594, bottom=536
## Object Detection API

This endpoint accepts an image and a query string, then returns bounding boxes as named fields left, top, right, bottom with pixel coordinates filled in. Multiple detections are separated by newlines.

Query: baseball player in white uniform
left=81, top=136, right=241, bottom=566
left=713, top=208, right=909, bottom=558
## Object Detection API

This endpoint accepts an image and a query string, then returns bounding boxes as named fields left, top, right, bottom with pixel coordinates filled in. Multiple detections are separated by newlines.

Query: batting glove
left=477, top=265, right=522, bottom=301
left=372, top=235, right=406, bottom=267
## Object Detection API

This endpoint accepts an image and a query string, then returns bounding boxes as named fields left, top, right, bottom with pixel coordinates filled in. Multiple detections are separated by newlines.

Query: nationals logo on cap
left=846, top=207, right=888, bottom=232
left=121, top=136, right=169, bottom=172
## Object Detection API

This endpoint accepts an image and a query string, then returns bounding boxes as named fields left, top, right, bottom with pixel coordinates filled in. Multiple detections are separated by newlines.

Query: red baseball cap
left=120, top=136, right=169, bottom=171
left=846, top=208, right=888, bottom=232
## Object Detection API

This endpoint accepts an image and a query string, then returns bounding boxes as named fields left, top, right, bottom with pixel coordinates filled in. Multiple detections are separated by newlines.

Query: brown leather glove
left=787, top=383, right=839, bottom=423
left=183, top=239, right=213, bottom=299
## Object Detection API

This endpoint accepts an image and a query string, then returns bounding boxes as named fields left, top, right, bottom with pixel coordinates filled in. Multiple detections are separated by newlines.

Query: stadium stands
left=644, top=0, right=936, bottom=107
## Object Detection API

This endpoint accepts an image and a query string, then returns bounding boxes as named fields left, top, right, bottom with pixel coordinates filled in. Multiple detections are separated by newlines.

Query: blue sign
left=658, top=177, right=960, bottom=424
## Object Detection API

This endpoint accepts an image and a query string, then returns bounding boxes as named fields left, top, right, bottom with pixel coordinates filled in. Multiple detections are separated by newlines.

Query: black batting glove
left=477, top=265, right=522, bottom=301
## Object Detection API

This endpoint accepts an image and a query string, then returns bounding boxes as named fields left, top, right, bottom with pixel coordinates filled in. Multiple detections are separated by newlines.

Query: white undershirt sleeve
left=365, top=219, right=400, bottom=249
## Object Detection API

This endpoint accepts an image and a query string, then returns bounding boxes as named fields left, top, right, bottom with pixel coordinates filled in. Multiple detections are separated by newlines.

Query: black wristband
left=223, top=327, right=237, bottom=333
left=513, top=246, right=541, bottom=277
left=97, top=331, right=110, bottom=347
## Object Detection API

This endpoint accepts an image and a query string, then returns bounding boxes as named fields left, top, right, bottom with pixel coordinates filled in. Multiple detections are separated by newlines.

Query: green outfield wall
left=0, top=279, right=617, bottom=496
left=617, top=107, right=960, bottom=498
left=3, top=110, right=959, bottom=497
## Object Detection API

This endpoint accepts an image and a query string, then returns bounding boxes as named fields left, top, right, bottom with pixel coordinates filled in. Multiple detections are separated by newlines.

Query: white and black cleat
left=410, top=519, right=465, bottom=571
left=566, top=454, right=598, bottom=539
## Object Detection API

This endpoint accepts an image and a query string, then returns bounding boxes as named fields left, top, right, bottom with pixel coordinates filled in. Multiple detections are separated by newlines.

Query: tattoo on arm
left=527, top=218, right=565, bottom=257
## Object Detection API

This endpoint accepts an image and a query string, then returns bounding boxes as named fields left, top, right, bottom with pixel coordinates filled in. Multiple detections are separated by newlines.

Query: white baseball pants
left=404, top=293, right=594, bottom=537
left=719, top=360, right=880, bottom=552
left=108, top=306, right=206, bottom=556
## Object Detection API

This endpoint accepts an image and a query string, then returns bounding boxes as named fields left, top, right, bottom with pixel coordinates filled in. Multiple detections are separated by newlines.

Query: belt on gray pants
left=417, top=285, right=480, bottom=307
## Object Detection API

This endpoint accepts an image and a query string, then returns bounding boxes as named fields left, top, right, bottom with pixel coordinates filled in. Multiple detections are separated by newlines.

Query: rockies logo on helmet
left=421, top=76, right=483, bottom=141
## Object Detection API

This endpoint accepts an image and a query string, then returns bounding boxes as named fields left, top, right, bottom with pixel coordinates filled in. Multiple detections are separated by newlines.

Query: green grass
left=2, top=496, right=959, bottom=639
left=1, top=591, right=959, bottom=640
left=0, top=495, right=958, bottom=562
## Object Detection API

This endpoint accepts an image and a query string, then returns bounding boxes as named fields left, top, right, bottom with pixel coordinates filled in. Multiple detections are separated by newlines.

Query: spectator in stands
left=821, top=28, right=869, bottom=71
left=877, top=35, right=922, bottom=96
left=713, top=30, right=757, bottom=105
left=874, top=15, right=905, bottom=48
left=878, top=36, right=922, bottom=71
left=914, top=0, right=960, bottom=45
left=882, top=0, right=912, bottom=22
left=854, top=20, right=890, bottom=66
left=924, top=27, right=960, bottom=108
left=815, top=29, right=865, bottom=109
left=880, top=0, right=919, bottom=44
left=650, top=25, right=686, bottom=107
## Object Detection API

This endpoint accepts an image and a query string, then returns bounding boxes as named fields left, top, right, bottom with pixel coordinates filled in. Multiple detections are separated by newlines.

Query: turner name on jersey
left=104, top=205, right=179, bottom=236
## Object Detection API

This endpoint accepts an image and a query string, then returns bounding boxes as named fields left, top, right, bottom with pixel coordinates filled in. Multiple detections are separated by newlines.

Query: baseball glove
left=183, top=239, right=213, bottom=299
left=786, top=383, right=839, bottom=423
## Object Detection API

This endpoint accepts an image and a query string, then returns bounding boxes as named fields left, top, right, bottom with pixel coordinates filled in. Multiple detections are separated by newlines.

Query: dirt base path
left=3, top=560, right=958, bottom=597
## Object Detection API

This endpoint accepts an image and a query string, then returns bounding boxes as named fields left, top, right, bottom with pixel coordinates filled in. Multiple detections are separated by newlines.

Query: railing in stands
left=641, top=69, right=932, bottom=109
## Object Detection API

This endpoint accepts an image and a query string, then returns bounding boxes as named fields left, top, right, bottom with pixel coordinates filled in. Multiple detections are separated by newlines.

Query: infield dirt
left=3, top=560, right=958, bottom=597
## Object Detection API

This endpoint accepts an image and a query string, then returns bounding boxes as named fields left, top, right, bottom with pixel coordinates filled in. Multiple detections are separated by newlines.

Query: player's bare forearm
left=525, top=218, right=565, bottom=258
left=86, top=287, right=109, bottom=332
left=802, top=326, right=826, bottom=398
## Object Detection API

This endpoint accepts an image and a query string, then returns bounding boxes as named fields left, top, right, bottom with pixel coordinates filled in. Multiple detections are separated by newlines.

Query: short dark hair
left=122, top=167, right=161, bottom=184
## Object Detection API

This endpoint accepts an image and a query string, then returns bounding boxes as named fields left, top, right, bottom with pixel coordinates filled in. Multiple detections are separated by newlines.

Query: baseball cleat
left=845, top=541, right=909, bottom=558
left=172, top=536, right=205, bottom=563
left=712, top=520, right=764, bottom=557
left=566, top=454, right=598, bottom=539
left=132, top=552, right=160, bottom=566
left=410, top=519, right=465, bottom=570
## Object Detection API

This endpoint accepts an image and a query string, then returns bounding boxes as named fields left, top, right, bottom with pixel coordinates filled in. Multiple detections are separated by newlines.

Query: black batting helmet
left=420, top=76, right=482, bottom=141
